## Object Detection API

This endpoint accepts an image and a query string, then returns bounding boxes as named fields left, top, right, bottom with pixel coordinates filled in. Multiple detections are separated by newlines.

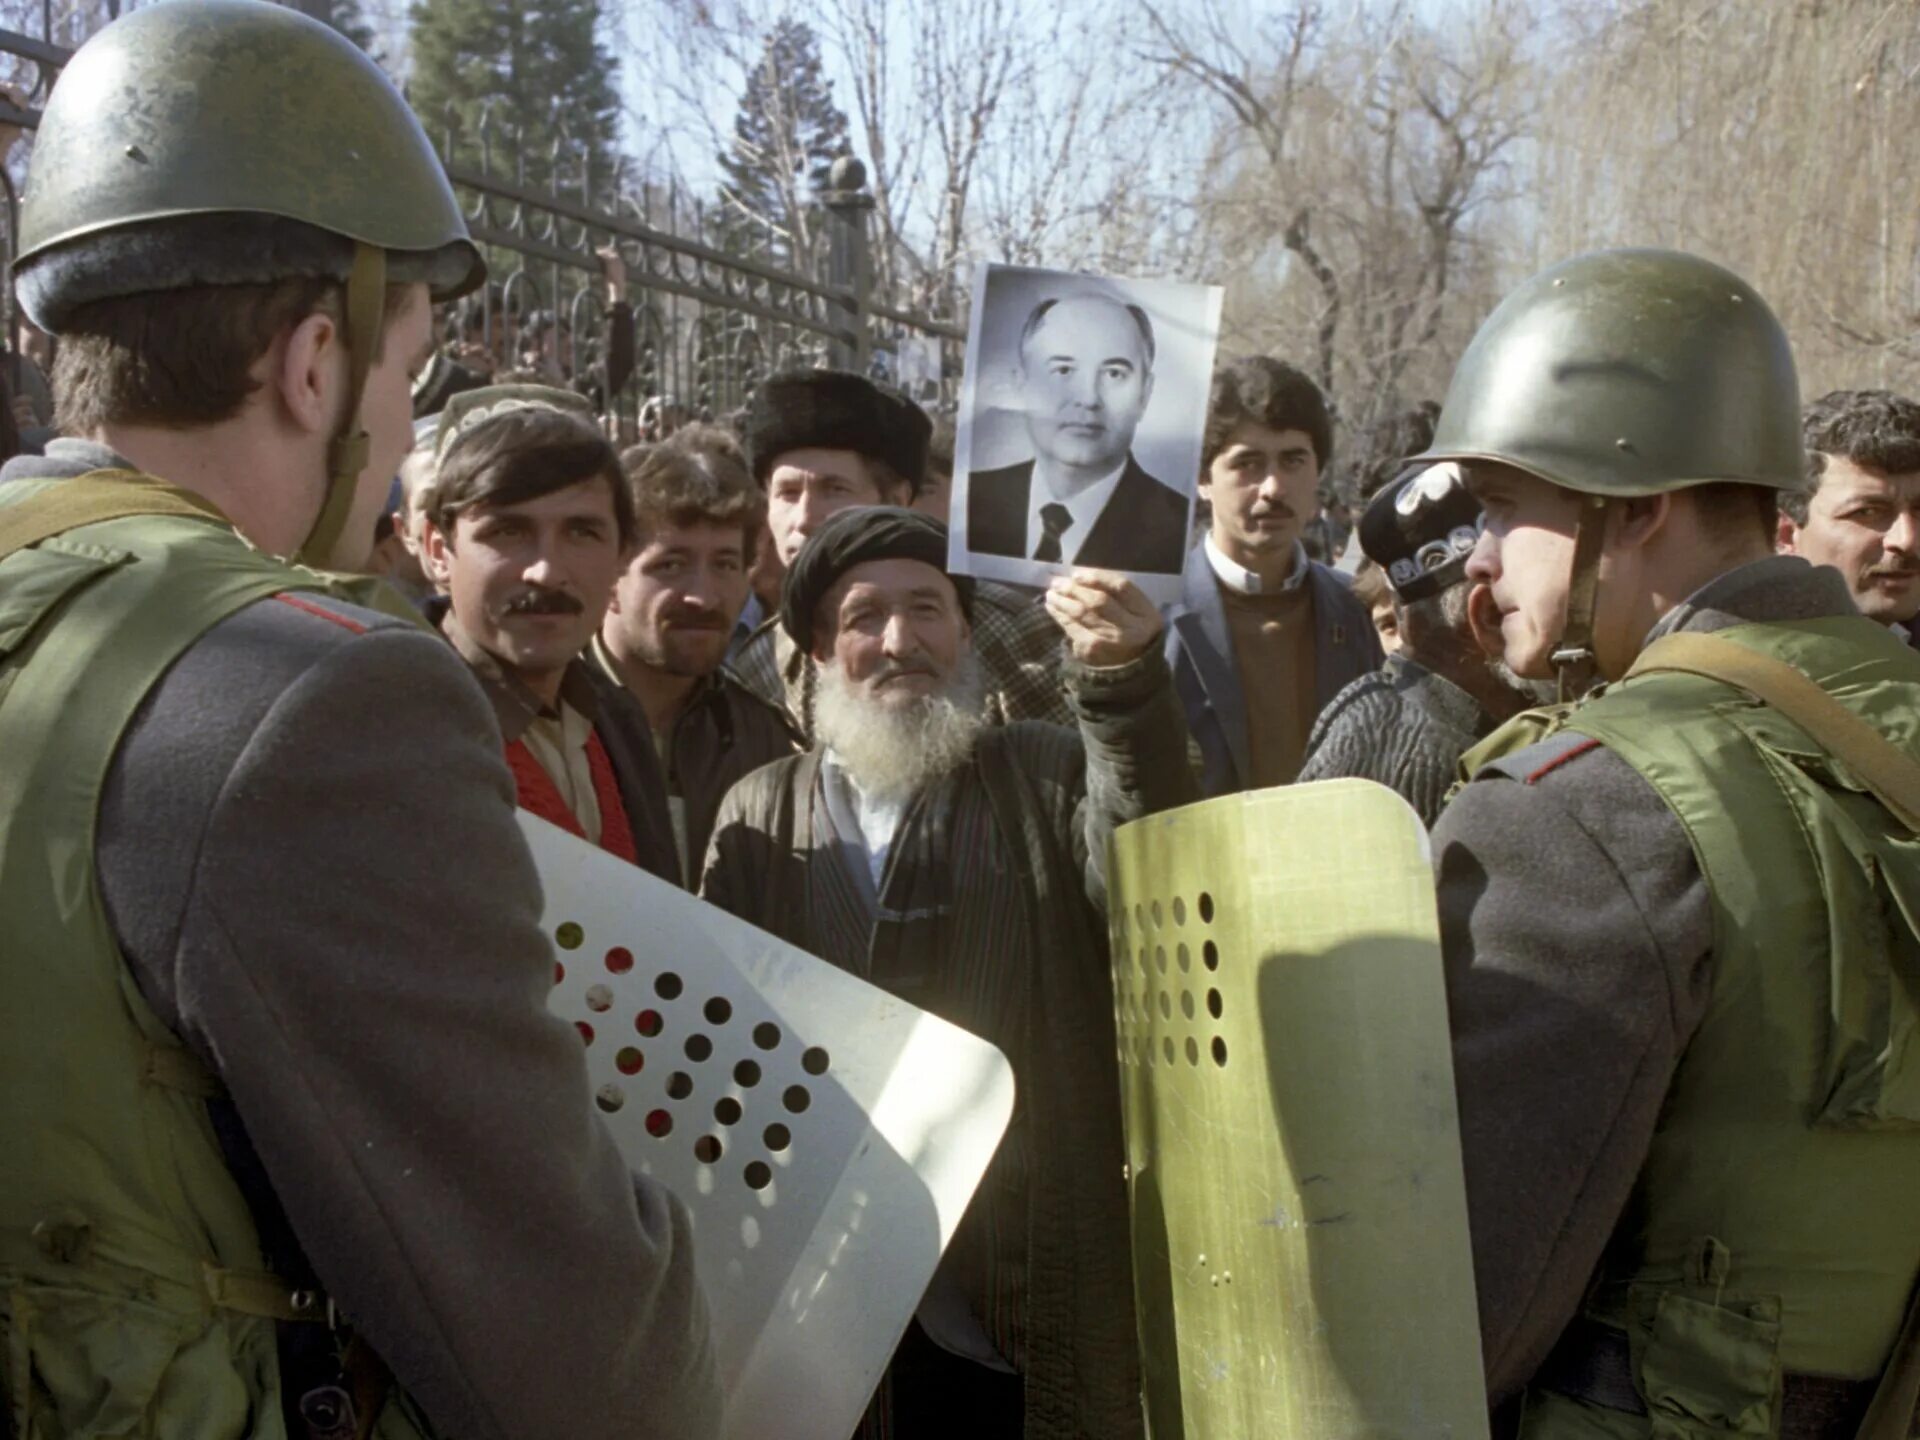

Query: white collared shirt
left=1025, top=459, right=1129, bottom=564
left=1205, top=533, right=1309, bottom=597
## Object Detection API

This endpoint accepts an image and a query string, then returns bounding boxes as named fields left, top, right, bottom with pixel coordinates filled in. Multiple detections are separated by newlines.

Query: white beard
left=813, top=652, right=989, bottom=804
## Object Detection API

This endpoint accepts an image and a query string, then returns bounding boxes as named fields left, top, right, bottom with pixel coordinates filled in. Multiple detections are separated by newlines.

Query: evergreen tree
left=273, top=0, right=379, bottom=58
left=407, top=0, right=622, bottom=198
left=715, top=18, right=850, bottom=270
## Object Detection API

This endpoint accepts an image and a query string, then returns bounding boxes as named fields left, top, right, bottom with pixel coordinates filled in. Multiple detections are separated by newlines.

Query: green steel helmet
left=13, top=0, right=483, bottom=331
left=1414, top=248, right=1802, bottom=498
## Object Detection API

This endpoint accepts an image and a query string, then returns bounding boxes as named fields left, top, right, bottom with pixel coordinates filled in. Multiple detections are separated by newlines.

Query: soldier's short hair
left=1203, top=356, right=1332, bottom=472
left=1784, top=389, right=1920, bottom=524
left=429, top=404, right=633, bottom=548
left=625, top=423, right=766, bottom=564
left=52, top=278, right=417, bottom=434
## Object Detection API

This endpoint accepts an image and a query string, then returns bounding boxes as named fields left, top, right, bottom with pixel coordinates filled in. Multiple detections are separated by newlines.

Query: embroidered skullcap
left=1359, top=461, right=1485, bottom=603
left=434, top=383, right=594, bottom=460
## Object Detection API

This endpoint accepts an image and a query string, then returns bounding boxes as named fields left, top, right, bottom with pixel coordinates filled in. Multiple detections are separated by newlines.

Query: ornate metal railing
left=0, top=8, right=965, bottom=428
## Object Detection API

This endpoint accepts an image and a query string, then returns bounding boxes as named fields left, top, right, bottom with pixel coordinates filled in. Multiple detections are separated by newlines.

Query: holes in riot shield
left=801, top=1046, right=831, bottom=1076
left=782, top=1084, right=812, bottom=1114
left=1207, top=988, right=1223, bottom=1019
left=605, top=946, right=634, bottom=974
left=744, top=1161, right=773, bottom=1191
left=1185, top=1038, right=1199, bottom=1067
left=1198, top=893, right=1214, bottom=924
left=685, top=1034, right=714, bottom=1062
left=1172, top=896, right=1187, bottom=926
left=575, top=1022, right=595, bottom=1046
left=666, top=1071, right=694, bottom=1100
left=585, top=984, right=613, bottom=1013
left=554, top=962, right=565, bottom=985
left=616, top=1046, right=645, bottom=1075
left=645, top=1108, right=674, bottom=1137
left=1203, top=940, right=1219, bottom=971
left=596, top=1083, right=624, bottom=1113
left=655, top=971, right=684, bottom=1000
left=1162, top=1038, right=1175, bottom=1065
left=1176, top=943, right=1191, bottom=973
left=1180, top=992, right=1195, bottom=1020
left=715, top=1097, right=743, bottom=1126
left=1150, top=899, right=1163, bottom=928
left=1212, top=1037, right=1228, bottom=1067
left=704, top=997, right=732, bottom=1025
left=636, top=1009, right=664, bottom=1037
left=734, top=1059, right=762, bottom=1088
left=752, top=1021, right=781, bottom=1051
left=694, top=1135, right=723, bottom=1164
left=764, top=1123, right=791, bottom=1152
left=556, top=922, right=584, bottom=950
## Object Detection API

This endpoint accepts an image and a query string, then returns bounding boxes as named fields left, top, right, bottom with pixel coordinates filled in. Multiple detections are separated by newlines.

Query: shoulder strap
left=0, top=469, right=229, bottom=561
left=1627, top=631, right=1920, bottom=833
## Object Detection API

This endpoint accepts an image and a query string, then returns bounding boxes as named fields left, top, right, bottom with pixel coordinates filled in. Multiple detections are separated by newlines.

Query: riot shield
left=522, top=814, right=1016, bottom=1440
left=1107, top=779, right=1488, bottom=1440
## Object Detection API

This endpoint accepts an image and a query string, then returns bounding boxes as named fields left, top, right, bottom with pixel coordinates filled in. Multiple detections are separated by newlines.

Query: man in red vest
left=423, top=384, right=647, bottom=861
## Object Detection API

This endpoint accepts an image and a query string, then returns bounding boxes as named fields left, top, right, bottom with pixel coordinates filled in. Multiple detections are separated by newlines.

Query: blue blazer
left=1164, top=540, right=1383, bottom=796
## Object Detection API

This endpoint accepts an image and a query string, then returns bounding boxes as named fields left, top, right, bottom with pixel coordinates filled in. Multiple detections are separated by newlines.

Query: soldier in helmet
left=1424, top=250, right=1920, bottom=1437
left=0, top=5, right=717, bottom=1438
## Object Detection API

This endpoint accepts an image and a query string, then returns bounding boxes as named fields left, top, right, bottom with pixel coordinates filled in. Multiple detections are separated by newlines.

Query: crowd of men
left=5, top=5, right=1920, bottom=1440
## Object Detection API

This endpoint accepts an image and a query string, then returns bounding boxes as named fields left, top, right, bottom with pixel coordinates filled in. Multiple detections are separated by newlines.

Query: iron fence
left=0, top=7, right=966, bottom=431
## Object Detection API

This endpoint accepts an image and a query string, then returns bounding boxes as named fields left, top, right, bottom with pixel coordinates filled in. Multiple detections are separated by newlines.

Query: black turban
left=780, top=505, right=974, bottom=652
left=745, top=367, right=932, bottom=490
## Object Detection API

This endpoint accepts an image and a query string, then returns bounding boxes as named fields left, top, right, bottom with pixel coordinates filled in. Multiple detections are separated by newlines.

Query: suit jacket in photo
left=1163, top=537, right=1383, bottom=797
left=967, top=453, right=1190, bottom=575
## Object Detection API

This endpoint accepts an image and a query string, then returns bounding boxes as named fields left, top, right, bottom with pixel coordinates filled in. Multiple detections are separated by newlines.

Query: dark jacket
left=702, top=648, right=1197, bottom=1440
left=428, top=597, right=659, bottom=867
left=1296, top=651, right=1499, bottom=825
left=967, top=454, right=1190, bottom=575
left=1432, top=555, right=1861, bottom=1407
left=1164, top=538, right=1382, bottom=796
left=0, top=441, right=721, bottom=1440
left=582, top=641, right=799, bottom=888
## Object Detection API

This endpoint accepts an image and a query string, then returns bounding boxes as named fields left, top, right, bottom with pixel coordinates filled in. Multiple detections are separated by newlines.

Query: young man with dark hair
left=730, top=365, right=1072, bottom=733
left=0, top=6, right=716, bottom=1437
left=1164, top=354, right=1380, bottom=795
left=423, top=385, right=654, bottom=864
left=587, top=426, right=798, bottom=886
left=1778, top=388, right=1920, bottom=631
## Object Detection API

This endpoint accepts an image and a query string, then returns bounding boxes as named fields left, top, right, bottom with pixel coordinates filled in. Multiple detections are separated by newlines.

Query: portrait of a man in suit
left=966, top=292, right=1192, bottom=575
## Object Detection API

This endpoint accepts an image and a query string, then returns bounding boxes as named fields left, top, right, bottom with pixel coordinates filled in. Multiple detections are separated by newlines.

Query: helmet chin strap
left=297, top=241, right=386, bottom=568
left=1551, top=495, right=1612, bottom=703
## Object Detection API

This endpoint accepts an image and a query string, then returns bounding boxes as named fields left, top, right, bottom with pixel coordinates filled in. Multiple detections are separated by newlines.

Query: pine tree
left=714, top=18, right=851, bottom=271
left=407, top=0, right=623, bottom=199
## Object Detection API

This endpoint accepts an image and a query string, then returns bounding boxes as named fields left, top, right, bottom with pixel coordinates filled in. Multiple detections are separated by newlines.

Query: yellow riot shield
left=1108, top=779, right=1489, bottom=1440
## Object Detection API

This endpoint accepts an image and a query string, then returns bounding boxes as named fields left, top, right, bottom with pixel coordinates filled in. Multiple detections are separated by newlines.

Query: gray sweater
left=5, top=442, right=721, bottom=1440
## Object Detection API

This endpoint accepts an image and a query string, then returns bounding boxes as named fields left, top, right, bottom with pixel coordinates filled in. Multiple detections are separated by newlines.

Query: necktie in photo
left=1033, top=502, right=1073, bottom=563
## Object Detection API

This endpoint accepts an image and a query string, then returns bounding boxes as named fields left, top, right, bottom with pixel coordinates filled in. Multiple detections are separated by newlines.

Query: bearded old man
left=701, top=507, right=1198, bottom=1439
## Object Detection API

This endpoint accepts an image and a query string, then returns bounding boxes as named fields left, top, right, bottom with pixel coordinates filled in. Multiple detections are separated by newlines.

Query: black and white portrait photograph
left=949, top=263, right=1224, bottom=601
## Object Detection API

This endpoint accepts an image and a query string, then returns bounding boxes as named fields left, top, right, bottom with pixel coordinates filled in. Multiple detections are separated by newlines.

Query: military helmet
left=13, top=0, right=483, bottom=330
left=1413, top=249, right=1802, bottom=498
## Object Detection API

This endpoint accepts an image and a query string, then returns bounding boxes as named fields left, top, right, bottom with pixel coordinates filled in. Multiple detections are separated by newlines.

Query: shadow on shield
left=1107, top=780, right=1490, bottom=1440
left=520, top=814, right=1016, bottom=1439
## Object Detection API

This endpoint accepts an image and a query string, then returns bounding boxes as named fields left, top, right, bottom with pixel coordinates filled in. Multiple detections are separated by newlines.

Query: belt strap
left=0, top=469, right=229, bottom=561
left=1536, top=1318, right=1877, bottom=1440
left=203, top=1261, right=331, bottom=1325
left=1627, top=631, right=1920, bottom=833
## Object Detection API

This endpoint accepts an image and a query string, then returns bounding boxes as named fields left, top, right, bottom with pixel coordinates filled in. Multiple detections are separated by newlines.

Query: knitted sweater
left=1296, top=652, right=1495, bottom=826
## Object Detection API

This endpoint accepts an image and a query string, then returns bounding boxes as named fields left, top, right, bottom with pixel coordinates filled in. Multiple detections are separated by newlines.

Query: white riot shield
left=521, top=813, right=1016, bottom=1440
left=1107, top=780, right=1490, bottom=1440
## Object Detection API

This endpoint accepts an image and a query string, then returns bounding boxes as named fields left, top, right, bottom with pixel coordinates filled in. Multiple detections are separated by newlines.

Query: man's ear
left=1775, top=509, right=1801, bottom=555
left=273, top=310, right=343, bottom=437
left=1612, top=492, right=1671, bottom=552
left=422, top=515, right=455, bottom=585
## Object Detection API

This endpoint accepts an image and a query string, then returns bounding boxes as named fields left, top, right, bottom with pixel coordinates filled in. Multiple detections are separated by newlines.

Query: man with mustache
left=1297, top=461, right=1539, bottom=824
left=1777, top=388, right=1920, bottom=636
left=702, top=506, right=1196, bottom=1440
left=585, top=428, right=798, bottom=887
left=1165, top=355, right=1381, bottom=795
left=424, top=384, right=653, bottom=862
left=967, top=290, right=1191, bottom=575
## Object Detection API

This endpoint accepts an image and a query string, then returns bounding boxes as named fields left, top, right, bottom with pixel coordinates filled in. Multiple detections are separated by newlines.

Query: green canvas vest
left=1463, top=616, right=1920, bottom=1440
left=0, top=475, right=431, bottom=1439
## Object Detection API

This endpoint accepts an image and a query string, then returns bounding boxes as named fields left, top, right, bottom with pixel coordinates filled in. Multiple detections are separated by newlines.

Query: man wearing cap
left=1166, top=355, right=1380, bottom=796
left=1297, top=461, right=1535, bottom=824
left=585, top=427, right=798, bottom=887
left=703, top=507, right=1196, bottom=1439
left=422, top=384, right=663, bottom=867
left=0, top=7, right=717, bottom=1438
left=729, top=365, right=1071, bottom=735
left=1409, top=250, right=1920, bottom=1436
